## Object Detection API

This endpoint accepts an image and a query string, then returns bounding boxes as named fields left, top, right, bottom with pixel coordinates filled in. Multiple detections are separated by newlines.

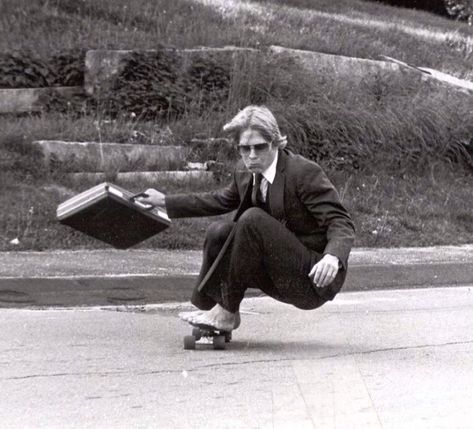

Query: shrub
left=100, top=50, right=234, bottom=119
left=0, top=51, right=84, bottom=88
left=368, top=0, right=448, bottom=16
left=445, top=0, right=473, bottom=24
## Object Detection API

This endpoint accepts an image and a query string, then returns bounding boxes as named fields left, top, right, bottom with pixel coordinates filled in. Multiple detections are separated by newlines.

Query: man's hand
left=308, top=254, right=340, bottom=289
left=134, top=188, right=166, bottom=209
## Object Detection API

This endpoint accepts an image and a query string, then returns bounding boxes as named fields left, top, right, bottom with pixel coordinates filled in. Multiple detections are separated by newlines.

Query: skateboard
left=183, top=325, right=232, bottom=350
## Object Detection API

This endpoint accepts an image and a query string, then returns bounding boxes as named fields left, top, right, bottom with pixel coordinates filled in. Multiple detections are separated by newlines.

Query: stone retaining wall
left=0, top=87, right=83, bottom=114
left=2, top=46, right=470, bottom=114
left=269, top=46, right=406, bottom=83
left=69, top=171, right=214, bottom=186
left=33, top=141, right=188, bottom=172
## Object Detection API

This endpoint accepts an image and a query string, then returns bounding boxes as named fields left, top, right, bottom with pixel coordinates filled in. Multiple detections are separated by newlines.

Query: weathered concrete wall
left=33, top=141, right=188, bottom=172
left=84, top=50, right=134, bottom=96
left=0, top=87, right=83, bottom=114
left=2, top=46, right=470, bottom=114
left=84, top=45, right=429, bottom=98
left=68, top=171, right=214, bottom=186
left=268, top=45, right=407, bottom=83
left=418, top=67, right=473, bottom=93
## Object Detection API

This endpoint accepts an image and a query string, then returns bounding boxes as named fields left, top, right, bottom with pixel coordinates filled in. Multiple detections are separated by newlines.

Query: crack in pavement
left=3, top=370, right=133, bottom=381
left=350, top=339, right=473, bottom=356
left=4, top=339, right=472, bottom=380
left=189, top=339, right=473, bottom=371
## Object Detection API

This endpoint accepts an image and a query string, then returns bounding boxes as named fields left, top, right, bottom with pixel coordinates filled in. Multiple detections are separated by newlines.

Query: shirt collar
left=259, top=150, right=278, bottom=184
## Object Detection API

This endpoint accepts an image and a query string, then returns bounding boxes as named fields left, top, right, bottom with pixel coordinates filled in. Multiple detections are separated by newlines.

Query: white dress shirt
left=253, top=151, right=278, bottom=202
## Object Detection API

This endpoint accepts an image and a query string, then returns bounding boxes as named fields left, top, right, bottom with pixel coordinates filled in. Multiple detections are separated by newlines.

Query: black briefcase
left=57, top=182, right=171, bottom=249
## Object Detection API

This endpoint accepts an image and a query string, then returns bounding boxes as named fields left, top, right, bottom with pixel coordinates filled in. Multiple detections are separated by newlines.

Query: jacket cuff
left=323, top=242, right=351, bottom=270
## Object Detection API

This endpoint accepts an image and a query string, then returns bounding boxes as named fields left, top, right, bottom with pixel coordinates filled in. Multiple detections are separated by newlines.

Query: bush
left=445, top=0, right=473, bottom=24
left=0, top=51, right=85, bottom=88
left=100, top=50, right=234, bottom=119
left=369, top=0, right=448, bottom=15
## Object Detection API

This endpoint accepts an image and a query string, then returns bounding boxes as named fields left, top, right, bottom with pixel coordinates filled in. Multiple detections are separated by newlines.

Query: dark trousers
left=191, top=208, right=345, bottom=313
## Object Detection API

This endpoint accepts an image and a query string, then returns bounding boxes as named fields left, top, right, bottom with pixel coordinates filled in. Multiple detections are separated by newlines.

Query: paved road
left=2, top=286, right=473, bottom=428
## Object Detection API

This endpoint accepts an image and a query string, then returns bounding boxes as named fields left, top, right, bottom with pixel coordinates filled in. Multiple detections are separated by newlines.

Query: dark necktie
left=252, top=173, right=263, bottom=207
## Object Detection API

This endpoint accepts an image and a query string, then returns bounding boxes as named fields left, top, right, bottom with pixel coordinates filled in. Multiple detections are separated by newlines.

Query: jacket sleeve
left=296, top=161, right=355, bottom=268
left=164, top=172, right=241, bottom=218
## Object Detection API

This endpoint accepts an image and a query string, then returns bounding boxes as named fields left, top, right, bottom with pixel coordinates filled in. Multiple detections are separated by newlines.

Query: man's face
left=238, top=129, right=278, bottom=173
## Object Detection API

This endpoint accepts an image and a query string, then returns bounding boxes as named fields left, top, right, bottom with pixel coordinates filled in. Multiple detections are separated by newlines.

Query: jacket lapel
left=268, top=150, right=287, bottom=222
left=233, top=173, right=253, bottom=221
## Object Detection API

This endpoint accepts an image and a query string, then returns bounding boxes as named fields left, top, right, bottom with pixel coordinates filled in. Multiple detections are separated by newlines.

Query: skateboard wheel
left=213, top=335, right=226, bottom=350
left=192, top=327, right=202, bottom=340
left=224, top=332, right=232, bottom=343
left=184, top=335, right=196, bottom=350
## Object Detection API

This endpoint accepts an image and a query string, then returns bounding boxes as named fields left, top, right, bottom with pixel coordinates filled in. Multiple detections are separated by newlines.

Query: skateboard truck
left=184, top=327, right=232, bottom=350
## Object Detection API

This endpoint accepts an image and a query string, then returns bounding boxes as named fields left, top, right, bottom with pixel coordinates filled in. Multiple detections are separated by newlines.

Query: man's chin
left=247, top=165, right=262, bottom=173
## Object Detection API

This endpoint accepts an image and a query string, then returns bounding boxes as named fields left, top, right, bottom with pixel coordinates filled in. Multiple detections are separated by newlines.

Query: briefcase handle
left=129, top=191, right=149, bottom=201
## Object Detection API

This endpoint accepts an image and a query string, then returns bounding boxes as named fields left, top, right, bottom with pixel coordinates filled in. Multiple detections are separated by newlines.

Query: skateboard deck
left=183, top=323, right=232, bottom=350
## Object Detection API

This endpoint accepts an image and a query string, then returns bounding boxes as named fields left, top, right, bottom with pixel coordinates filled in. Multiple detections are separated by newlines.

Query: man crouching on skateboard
left=136, top=105, right=355, bottom=333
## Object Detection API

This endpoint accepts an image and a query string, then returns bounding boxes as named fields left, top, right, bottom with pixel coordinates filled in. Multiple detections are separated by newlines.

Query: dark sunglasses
left=237, top=143, right=270, bottom=155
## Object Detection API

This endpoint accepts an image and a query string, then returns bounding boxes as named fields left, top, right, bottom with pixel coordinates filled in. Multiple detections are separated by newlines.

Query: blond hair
left=223, top=105, right=287, bottom=149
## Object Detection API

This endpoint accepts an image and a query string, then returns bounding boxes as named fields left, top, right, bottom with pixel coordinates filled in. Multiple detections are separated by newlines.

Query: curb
left=1, top=261, right=471, bottom=308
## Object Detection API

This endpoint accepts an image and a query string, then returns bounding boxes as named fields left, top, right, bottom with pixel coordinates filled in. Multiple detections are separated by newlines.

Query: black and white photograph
left=1, top=0, right=472, bottom=427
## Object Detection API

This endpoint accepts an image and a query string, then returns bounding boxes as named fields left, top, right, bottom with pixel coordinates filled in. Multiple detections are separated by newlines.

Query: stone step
left=33, top=140, right=188, bottom=172
left=0, top=87, right=83, bottom=114
left=67, top=171, right=214, bottom=187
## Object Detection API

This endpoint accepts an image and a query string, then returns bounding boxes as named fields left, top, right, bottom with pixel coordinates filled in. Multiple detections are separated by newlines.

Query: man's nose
left=248, top=147, right=258, bottom=158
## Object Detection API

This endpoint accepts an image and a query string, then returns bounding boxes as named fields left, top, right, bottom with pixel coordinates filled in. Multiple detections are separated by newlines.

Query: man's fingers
left=313, top=264, right=328, bottom=287
left=311, top=264, right=337, bottom=288
left=309, top=257, right=340, bottom=288
left=320, top=267, right=336, bottom=288
left=312, top=265, right=322, bottom=285
left=318, top=264, right=331, bottom=288
left=308, top=262, right=320, bottom=280
left=308, top=264, right=317, bottom=279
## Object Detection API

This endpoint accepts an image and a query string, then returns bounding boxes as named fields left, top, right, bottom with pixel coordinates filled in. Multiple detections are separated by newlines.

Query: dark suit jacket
left=166, top=149, right=355, bottom=269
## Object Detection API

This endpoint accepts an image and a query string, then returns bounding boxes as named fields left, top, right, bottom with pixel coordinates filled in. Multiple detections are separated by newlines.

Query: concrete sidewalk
left=1, top=287, right=473, bottom=428
left=0, top=245, right=472, bottom=307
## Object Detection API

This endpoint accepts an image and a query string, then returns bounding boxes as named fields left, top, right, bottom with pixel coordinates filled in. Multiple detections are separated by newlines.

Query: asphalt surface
left=2, top=287, right=473, bottom=428
left=1, top=245, right=473, bottom=427
left=1, top=245, right=472, bottom=307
